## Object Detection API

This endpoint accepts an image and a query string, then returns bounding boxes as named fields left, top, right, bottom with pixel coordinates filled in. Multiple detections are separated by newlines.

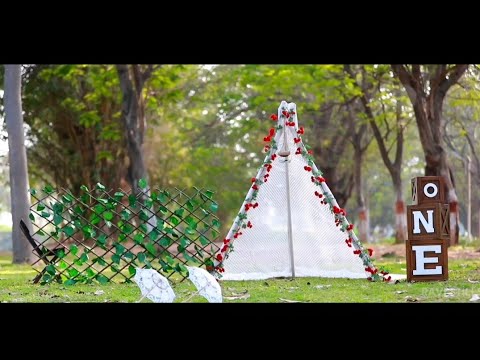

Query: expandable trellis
left=28, top=184, right=221, bottom=284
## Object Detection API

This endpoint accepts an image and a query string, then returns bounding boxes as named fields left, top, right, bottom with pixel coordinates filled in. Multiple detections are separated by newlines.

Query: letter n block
left=411, top=176, right=445, bottom=205
left=406, top=240, right=448, bottom=281
left=407, top=203, right=449, bottom=241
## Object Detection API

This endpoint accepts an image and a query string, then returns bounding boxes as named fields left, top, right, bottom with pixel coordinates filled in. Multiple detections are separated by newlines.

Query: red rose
left=270, top=114, right=278, bottom=121
left=216, top=253, right=223, bottom=261
left=294, top=138, right=301, bottom=143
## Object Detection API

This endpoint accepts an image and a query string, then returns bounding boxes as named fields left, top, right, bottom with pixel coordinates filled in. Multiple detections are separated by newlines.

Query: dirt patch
left=370, top=243, right=480, bottom=260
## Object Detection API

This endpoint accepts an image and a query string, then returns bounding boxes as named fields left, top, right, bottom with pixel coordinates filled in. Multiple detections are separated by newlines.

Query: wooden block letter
left=407, top=203, right=449, bottom=241
left=411, top=176, right=445, bottom=205
left=406, top=239, right=448, bottom=281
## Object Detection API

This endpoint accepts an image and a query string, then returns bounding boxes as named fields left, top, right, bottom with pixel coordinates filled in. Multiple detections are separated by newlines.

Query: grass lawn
left=0, top=247, right=479, bottom=303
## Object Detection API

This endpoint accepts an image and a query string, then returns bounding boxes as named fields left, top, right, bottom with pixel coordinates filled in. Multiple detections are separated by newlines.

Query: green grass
left=0, top=253, right=479, bottom=302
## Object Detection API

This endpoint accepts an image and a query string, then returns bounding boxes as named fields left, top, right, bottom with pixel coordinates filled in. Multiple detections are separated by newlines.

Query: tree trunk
left=391, top=64, right=468, bottom=246
left=4, top=65, right=35, bottom=264
left=354, top=145, right=369, bottom=242
left=344, top=64, right=408, bottom=244
left=116, top=64, right=148, bottom=193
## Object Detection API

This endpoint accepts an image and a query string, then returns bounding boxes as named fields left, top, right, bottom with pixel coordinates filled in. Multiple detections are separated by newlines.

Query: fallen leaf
left=315, top=285, right=332, bottom=289
left=225, top=292, right=250, bottom=300
left=279, top=298, right=303, bottom=303
left=468, top=279, right=479, bottom=284
left=469, top=294, right=480, bottom=302
left=94, top=290, right=105, bottom=296
left=405, top=296, right=419, bottom=302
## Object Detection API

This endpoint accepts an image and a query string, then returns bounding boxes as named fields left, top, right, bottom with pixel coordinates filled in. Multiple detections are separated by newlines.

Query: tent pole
left=285, top=159, right=295, bottom=278
left=279, top=115, right=295, bottom=278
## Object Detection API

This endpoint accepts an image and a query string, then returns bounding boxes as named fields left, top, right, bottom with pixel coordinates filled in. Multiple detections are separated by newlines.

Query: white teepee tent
left=213, top=101, right=390, bottom=282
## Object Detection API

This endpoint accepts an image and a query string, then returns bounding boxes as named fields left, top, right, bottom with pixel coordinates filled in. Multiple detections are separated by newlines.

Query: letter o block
left=411, top=176, right=445, bottom=205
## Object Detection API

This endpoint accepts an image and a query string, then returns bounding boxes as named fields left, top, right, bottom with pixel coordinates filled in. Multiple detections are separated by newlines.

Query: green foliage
left=28, top=184, right=221, bottom=285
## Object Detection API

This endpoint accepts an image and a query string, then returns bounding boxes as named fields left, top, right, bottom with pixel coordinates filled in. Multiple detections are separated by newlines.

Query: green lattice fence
left=28, top=183, right=221, bottom=285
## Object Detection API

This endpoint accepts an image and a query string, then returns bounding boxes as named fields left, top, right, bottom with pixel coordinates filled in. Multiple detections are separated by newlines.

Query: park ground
left=0, top=241, right=479, bottom=303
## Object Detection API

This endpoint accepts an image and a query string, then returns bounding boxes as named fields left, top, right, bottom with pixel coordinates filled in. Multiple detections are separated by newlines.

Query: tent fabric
left=214, top=101, right=387, bottom=282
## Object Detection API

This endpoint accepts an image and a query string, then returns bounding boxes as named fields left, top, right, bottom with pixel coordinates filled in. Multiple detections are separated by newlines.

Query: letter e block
left=406, top=239, right=448, bottom=281
left=411, top=176, right=445, bottom=205
left=407, top=203, right=449, bottom=241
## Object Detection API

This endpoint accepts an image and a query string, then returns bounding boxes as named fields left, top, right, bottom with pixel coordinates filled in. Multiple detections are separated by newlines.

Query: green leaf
left=205, top=190, right=214, bottom=199
left=128, top=195, right=137, bottom=208
left=156, top=219, right=165, bottom=230
left=171, top=216, right=180, bottom=226
left=46, top=265, right=56, bottom=275
left=146, top=243, right=157, bottom=255
left=70, top=244, right=79, bottom=256
left=80, top=253, right=89, bottom=262
left=185, top=216, right=196, bottom=227
left=43, top=185, right=54, bottom=194
left=96, top=234, right=107, bottom=247
left=149, top=229, right=159, bottom=241
left=115, top=243, right=125, bottom=255
left=96, top=182, right=106, bottom=190
left=186, top=200, right=194, bottom=211
left=53, top=213, right=63, bottom=226
left=174, top=208, right=185, bottom=218
left=159, top=237, right=171, bottom=247
left=62, top=194, right=73, bottom=203
left=64, top=226, right=75, bottom=237
left=103, top=211, right=114, bottom=221
left=185, top=227, right=196, bottom=235
left=37, top=229, right=45, bottom=236
left=29, top=189, right=37, bottom=196
left=137, top=252, right=146, bottom=263
left=121, top=209, right=131, bottom=221
left=114, top=191, right=125, bottom=199
left=94, top=204, right=105, bottom=214
left=212, top=219, right=220, bottom=228
left=139, top=210, right=149, bottom=222
left=129, top=266, right=136, bottom=276
left=124, top=251, right=134, bottom=259
left=194, top=245, right=204, bottom=258
left=97, top=257, right=107, bottom=266
left=111, top=254, right=121, bottom=264
left=41, top=211, right=50, bottom=219
left=80, top=185, right=89, bottom=192
left=144, top=199, right=153, bottom=209
left=139, top=178, right=147, bottom=189
left=199, top=236, right=209, bottom=246
left=211, top=229, right=219, bottom=239
left=158, top=194, right=167, bottom=204
left=210, top=202, right=219, bottom=213
left=29, top=213, right=35, bottom=222
left=68, top=268, right=80, bottom=278
left=86, top=268, right=96, bottom=278
left=65, top=279, right=77, bottom=286
left=166, top=255, right=174, bottom=265
left=36, top=202, right=46, bottom=211
left=133, top=233, right=144, bottom=244
left=91, top=214, right=101, bottom=225
left=96, top=274, right=109, bottom=284
left=180, top=237, right=190, bottom=248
